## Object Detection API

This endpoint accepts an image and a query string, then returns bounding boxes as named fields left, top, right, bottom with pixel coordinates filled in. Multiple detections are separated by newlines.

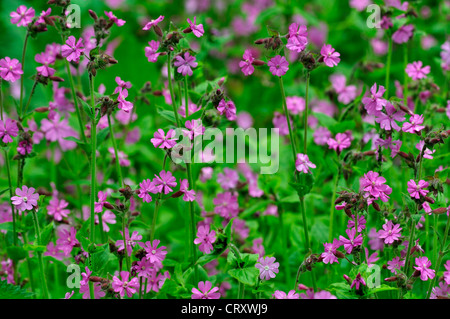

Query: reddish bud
left=182, top=27, right=192, bottom=34
left=372, top=201, right=381, bottom=212
left=334, top=251, right=345, bottom=259
left=154, top=25, right=163, bottom=37
left=103, top=202, right=114, bottom=210
left=49, top=76, right=64, bottom=82
left=252, top=60, right=265, bottom=66
left=88, top=10, right=98, bottom=21
left=384, top=276, right=398, bottom=282
left=34, top=107, right=49, bottom=113
left=432, top=207, right=447, bottom=215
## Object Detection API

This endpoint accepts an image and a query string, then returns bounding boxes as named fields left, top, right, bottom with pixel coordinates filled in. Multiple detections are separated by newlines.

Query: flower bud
left=154, top=25, right=163, bottom=37
left=88, top=10, right=98, bottom=21
left=252, top=60, right=265, bottom=66
left=297, top=284, right=309, bottom=291
left=372, top=201, right=381, bottom=212
left=34, top=107, right=49, bottom=113
left=432, top=207, right=447, bottom=215
left=49, top=76, right=64, bottom=82
left=89, top=276, right=103, bottom=282
left=384, top=276, right=398, bottom=282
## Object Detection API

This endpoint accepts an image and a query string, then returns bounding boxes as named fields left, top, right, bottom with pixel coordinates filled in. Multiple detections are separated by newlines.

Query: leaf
left=289, top=173, right=314, bottom=197
left=0, top=222, right=14, bottom=231
left=157, top=108, right=176, bottom=123
left=96, top=128, right=110, bottom=148
left=0, top=280, right=35, bottom=299
left=0, top=188, right=10, bottom=197
left=6, top=246, right=27, bottom=262
left=78, top=97, right=95, bottom=120
left=228, top=267, right=259, bottom=287
left=365, top=284, right=398, bottom=296
left=40, top=222, right=54, bottom=247
left=91, top=244, right=110, bottom=273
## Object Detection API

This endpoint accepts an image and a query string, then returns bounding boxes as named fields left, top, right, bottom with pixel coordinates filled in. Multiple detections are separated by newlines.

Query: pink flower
left=183, top=120, right=205, bottom=140
left=327, top=133, right=351, bottom=154
left=402, top=114, right=425, bottom=133
left=387, top=256, right=405, bottom=275
left=252, top=238, right=265, bottom=257
left=0, top=57, right=23, bottom=83
left=117, top=228, right=142, bottom=257
left=286, top=23, right=308, bottom=53
left=217, top=99, right=237, bottom=121
left=392, top=24, right=414, bottom=44
left=145, top=40, right=160, bottom=63
left=17, top=140, right=32, bottom=155
left=375, top=136, right=402, bottom=158
left=10, top=5, right=35, bottom=27
left=180, top=179, right=196, bottom=202
left=35, top=8, right=51, bottom=25
left=313, top=126, right=332, bottom=145
left=174, top=52, right=198, bottom=76
left=47, top=198, right=70, bottom=221
left=347, top=215, right=366, bottom=233
left=416, top=141, right=435, bottom=160
left=191, top=281, right=221, bottom=299
left=104, top=11, right=126, bottom=26
left=378, top=220, right=402, bottom=244
left=151, top=129, right=177, bottom=149
left=330, top=74, right=357, bottom=105
left=139, top=240, right=167, bottom=264
left=0, top=119, right=19, bottom=143
left=267, top=55, right=289, bottom=76
left=362, top=83, right=387, bottom=115
left=360, top=171, right=392, bottom=202
left=117, top=89, right=134, bottom=112
left=350, top=273, right=366, bottom=290
left=406, top=61, right=430, bottom=81
left=255, top=257, right=279, bottom=280
left=194, top=225, right=216, bottom=254
left=11, top=185, right=39, bottom=212
left=286, top=96, right=305, bottom=115
left=114, top=76, right=132, bottom=94
left=295, top=153, right=316, bottom=174
left=35, top=52, right=56, bottom=77
left=56, top=227, right=79, bottom=256
left=407, top=179, right=429, bottom=199
left=153, top=170, right=177, bottom=194
left=413, top=257, right=435, bottom=281
left=239, top=49, right=255, bottom=76
left=108, top=147, right=130, bottom=167
left=112, top=271, right=140, bottom=298
left=444, top=260, right=450, bottom=285
left=213, top=192, right=239, bottom=220
left=100, top=210, right=116, bottom=232
left=187, top=16, right=204, bottom=37
left=142, top=15, right=164, bottom=31
left=321, top=239, right=341, bottom=264
left=320, top=44, right=340, bottom=67
left=375, top=102, right=405, bottom=131
left=339, top=228, right=363, bottom=254
left=94, top=191, right=109, bottom=213
left=138, top=179, right=157, bottom=203
left=61, top=36, right=85, bottom=63
left=217, top=168, right=239, bottom=190
left=273, top=290, right=300, bottom=299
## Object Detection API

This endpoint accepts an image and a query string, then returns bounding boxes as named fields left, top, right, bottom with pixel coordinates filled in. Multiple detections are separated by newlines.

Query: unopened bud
left=154, top=25, right=163, bottom=37
left=34, top=107, right=49, bottom=113
left=89, top=276, right=103, bottom=282
left=432, top=207, right=447, bottom=215
left=424, top=196, right=435, bottom=204
left=334, top=251, right=345, bottom=259
left=252, top=60, right=265, bottom=66
left=372, top=201, right=381, bottom=212
left=384, top=276, right=398, bottom=282
left=49, top=76, right=64, bottom=82
left=103, top=202, right=114, bottom=210
left=88, top=10, right=98, bottom=21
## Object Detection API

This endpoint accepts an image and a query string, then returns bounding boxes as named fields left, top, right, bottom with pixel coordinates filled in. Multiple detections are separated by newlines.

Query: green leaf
left=228, top=266, right=259, bottom=287
left=78, top=97, right=95, bottom=120
left=40, top=222, right=54, bottom=247
left=6, top=246, right=27, bottom=262
left=91, top=244, right=110, bottom=272
left=0, top=188, right=10, bottom=197
left=289, top=173, right=314, bottom=197
left=0, top=280, right=35, bottom=299
left=366, top=284, right=398, bottom=296
left=0, top=222, right=14, bottom=232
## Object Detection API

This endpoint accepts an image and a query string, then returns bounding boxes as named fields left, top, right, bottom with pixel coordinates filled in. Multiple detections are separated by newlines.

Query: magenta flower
left=286, top=23, right=308, bottom=52
left=217, top=99, right=237, bottom=121
left=217, top=168, right=239, bottom=190
left=108, top=147, right=130, bottom=167
left=104, top=11, right=126, bottom=26
left=0, top=119, right=19, bottom=143
left=142, top=15, right=164, bottom=31
left=295, top=153, right=316, bottom=174
left=145, top=40, right=160, bottom=63
left=387, top=257, right=405, bottom=275
left=360, top=171, right=392, bottom=202
left=112, top=271, right=140, bottom=298
left=187, top=16, right=204, bottom=37
left=47, top=198, right=70, bottom=221
left=213, top=192, right=239, bottom=220
left=320, top=44, right=340, bottom=67
left=139, top=240, right=167, bottom=264
left=10, top=5, right=35, bottom=27
left=0, top=57, right=23, bottom=83
left=17, top=140, right=32, bottom=155
left=100, top=210, right=116, bottom=232
left=35, top=8, right=51, bottom=25
left=330, top=74, right=357, bottom=105
left=35, top=52, right=56, bottom=77
left=413, top=257, right=435, bottom=281
left=183, top=120, right=205, bottom=140
left=256, top=257, right=279, bottom=280
left=402, top=114, right=425, bottom=133
left=313, top=126, right=332, bottom=146
left=273, top=290, right=300, bottom=299
left=174, top=52, right=198, bottom=76
left=239, top=49, right=255, bottom=76
left=94, top=191, right=109, bottom=213
left=11, top=185, right=39, bottom=212
left=375, top=136, right=402, bottom=158
left=61, top=36, right=85, bottom=63
left=339, top=228, right=363, bottom=254
left=117, top=88, right=133, bottom=112
left=350, top=273, right=366, bottom=290
left=286, top=96, right=305, bottom=115
left=191, top=281, right=221, bottom=299
left=194, top=225, right=217, bottom=254
left=362, top=83, right=387, bottom=115
left=153, top=170, right=177, bottom=194
left=444, top=260, right=450, bottom=285
left=407, top=179, right=429, bottom=199
left=56, top=227, right=79, bottom=256
left=406, top=61, right=430, bottom=81
left=327, top=133, right=351, bottom=154
left=321, top=239, right=341, bottom=264
left=416, top=141, right=435, bottom=160
left=392, top=24, right=414, bottom=44
left=138, top=179, right=157, bottom=203
left=378, top=220, right=402, bottom=244
left=151, top=129, right=177, bottom=149
left=267, top=55, right=289, bottom=76
left=180, top=179, right=196, bottom=202
left=116, top=228, right=142, bottom=257
left=375, top=102, right=405, bottom=131
left=347, top=215, right=366, bottom=233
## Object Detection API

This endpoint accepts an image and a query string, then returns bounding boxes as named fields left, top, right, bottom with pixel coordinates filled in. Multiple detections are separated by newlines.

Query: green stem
left=167, top=52, right=181, bottom=127
left=303, top=72, right=310, bottom=154
left=107, top=113, right=124, bottom=187
left=403, top=44, right=408, bottom=109
left=404, top=217, right=416, bottom=277
left=22, top=233, right=36, bottom=296
left=278, top=77, right=297, bottom=162
left=299, top=197, right=317, bottom=291
left=385, top=37, right=392, bottom=97
left=31, top=210, right=49, bottom=299
left=19, top=32, right=29, bottom=118
left=89, top=74, right=97, bottom=245
left=150, top=194, right=162, bottom=242
left=328, top=165, right=340, bottom=242
left=122, top=213, right=131, bottom=272
left=22, top=78, right=38, bottom=118
left=238, top=282, right=245, bottom=299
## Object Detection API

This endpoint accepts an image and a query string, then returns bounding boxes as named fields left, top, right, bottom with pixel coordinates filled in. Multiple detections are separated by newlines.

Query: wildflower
left=267, top=55, right=289, bottom=76
left=138, top=179, right=157, bottom=203
left=61, top=36, right=85, bottom=63
left=416, top=141, right=435, bottom=160
left=10, top=5, right=35, bottom=27
left=153, top=170, right=177, bottom=194
left=368, top=228, right=384, bottom=251
left=330, top=74, right=357, bottom=105
left=35, top=52, right=56, bottom=77
left=191, top=281, right=221, bottom=299
left=80, top=281, right=105, bottom=299
left=387, top=256, right=405, bottom=275
left=239, top=49, right=255, bottom=76
left=321, top=239, right=341, bottom=264
left=174, top=52, right=198, bottom=76
left=286, top=96, right=305, bottom=114
left=320, top=44, right=340, bottom=67
left=217, top=99, right=237, bottom=121
left=347, top=215, right=366, bottom=233
left=17, top=140, right=32, bottom=155
left=47, top=198, right=70, bottom=221
left=406, top=61, right=430, bottom=81
left=350, top=273, right=366, bottom=290
left=378, top=220, right=402, bottom=244
left=112, top=271, right=140, bottom=298
left=145, top=40, right=160, bottom=63
left=194, top=225, right=216, bottom=254
left=0, top=119, right=19, bottom=143
left=365, top=248, right=379, bottom=266
left=217, top=168, right=239, bottom=190
left=402, top=114, right=425, bottom=133
left=286, top=23, right=308, bottom=53
left=313, top=126, right=332, bottom=146
left=392, top=24, right=414, bottom=44
left=187, top=16, right=204, bottom=37
left=108, top=148, right=130, bottom=167
left=362, top=83, right=387, bottom=115
left=407, top=180, right=429, bottom=199
left=94, top=191, right=109, bottom=213
left=142, top=15, right=164, bottom=31
left=11, top=185, right=39, bottom=212
left=413, top=257, right=435, bottom=281
left=56, top=227, right=79, bottom=256
left=444, top=260, right=450, bottom=285
left=431, top=282, right=450, bottom=299
left=213, top=192, right=239, bottom=219
left=295, top=153, right=316, bottom=174
left=339, top=228, right=363, bottom=254
left=104, top=11, right=126, bottom=26
left=117, top=89, right=133, bottom=112
left=116, top=228, right=142, bottom=257
left=183, top=120, right=205, bottom=140
left=0, top=57, right=23, bottom=83
left=200, top=167, right=213, bottom=183
left=375, top=136, right=402, bottom=158
left=375, top=103, right=405, bottom=131
left=273, top=290, right=300, bottom=299
left=114, top=77, right=132, bottom=94
left=327, top=133, right=351, bottom=153
left=100, top=210, right=116, bottom=232
left=139, top=240, right=167, bottom=264
left=151, top=129, right=177, bottom=149
left=180, top=179, right=196, bottom=201
left=360, top=171, right=392, bottom=202
left=255, top=257, right=279, bottom=280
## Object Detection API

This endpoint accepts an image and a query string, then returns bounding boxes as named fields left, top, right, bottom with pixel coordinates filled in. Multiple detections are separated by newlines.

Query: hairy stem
left=19, top=32, right=29, bottom=118
left=107, top=113, right=124, bottom=187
